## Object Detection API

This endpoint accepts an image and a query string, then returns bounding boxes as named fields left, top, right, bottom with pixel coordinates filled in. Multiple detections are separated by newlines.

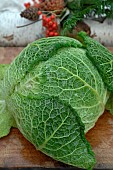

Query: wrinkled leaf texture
left=0, top=65, right=16, bottom=137
left=1, top=36, right=110, bottom=169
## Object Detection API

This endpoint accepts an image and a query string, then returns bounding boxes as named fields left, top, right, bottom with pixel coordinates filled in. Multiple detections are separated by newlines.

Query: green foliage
left=61, top=13, right=79, bottom=35
left=62, top=1, right=98, bottom=35
left=105, top=1, right=113, bottom=18
left=62, top=0, right=113, bottom=34
left=66, top=0, right=81, bottom=10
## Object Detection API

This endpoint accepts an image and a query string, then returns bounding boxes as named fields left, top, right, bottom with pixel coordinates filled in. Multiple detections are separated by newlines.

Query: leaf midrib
left=60, top=66, right=103, bottom=103
left=38, top=112, right=69, bottom=150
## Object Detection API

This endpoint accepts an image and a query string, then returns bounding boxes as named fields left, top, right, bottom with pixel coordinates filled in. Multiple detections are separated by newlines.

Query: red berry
left=48, top=27, right=53, bottom=31
left=49, top=32, right=54, bottom=36
left=50, top=14, right=55, bottom=20
left=48, top=18, right=51, bottom=22
left=45, top=18, right=49, bottom=23
left=24, top=3, right=27, bottom=8
left=42, top=14, right=46, bottom=20
left=24, top=2, right=31, bottom=8
left=37, top=11, right=42, bottom=15
left=52, top=23, right=57, bottom=29
left=54, top=32, right=59, bottom=36
left=49, top=21, right=53, bottom=26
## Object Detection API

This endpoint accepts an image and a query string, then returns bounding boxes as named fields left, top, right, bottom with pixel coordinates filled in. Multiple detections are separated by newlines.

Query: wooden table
left=0, top=47, right=113, bottom=169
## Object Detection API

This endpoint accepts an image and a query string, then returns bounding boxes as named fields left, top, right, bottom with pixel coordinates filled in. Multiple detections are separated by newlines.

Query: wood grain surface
left=0, top=47, right=113, bottom=169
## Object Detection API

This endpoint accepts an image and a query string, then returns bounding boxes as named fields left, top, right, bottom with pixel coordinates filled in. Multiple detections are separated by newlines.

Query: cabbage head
left=0, top=34, right=113, bottom=170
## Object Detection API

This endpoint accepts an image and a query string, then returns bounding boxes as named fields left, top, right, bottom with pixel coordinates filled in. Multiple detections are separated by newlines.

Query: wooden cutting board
left=0, top=47, right=113, bottom=169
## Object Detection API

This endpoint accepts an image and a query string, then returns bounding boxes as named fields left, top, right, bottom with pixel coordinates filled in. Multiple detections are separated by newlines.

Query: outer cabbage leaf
left=78, top=31, right=113, bottom=92
left=8, top=94, right=96, bottom=170
left=0, top=65, right=16, bottom=138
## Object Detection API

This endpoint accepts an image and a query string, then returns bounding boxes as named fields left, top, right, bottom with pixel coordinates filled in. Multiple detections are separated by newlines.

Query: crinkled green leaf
left=8, top=94, right=96, bottom=169
left=0, top=64, right=9, bottom=80
left=0, top=64, right=16, bottom=138
left=78, top=31, right=113, bottom=92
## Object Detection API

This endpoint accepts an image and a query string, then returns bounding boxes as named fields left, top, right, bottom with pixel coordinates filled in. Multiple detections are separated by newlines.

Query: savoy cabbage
left=0, top=33, right=113, bottom=170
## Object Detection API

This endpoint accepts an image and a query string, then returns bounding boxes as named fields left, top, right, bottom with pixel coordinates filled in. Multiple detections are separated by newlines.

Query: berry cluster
left=23, top=0, right=60, bottom=37
left=41, top=13, right=59, bottom=37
